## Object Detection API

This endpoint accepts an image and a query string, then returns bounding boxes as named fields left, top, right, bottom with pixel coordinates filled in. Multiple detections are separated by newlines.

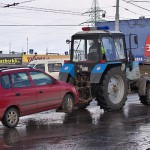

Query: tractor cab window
left=87, top=39, right=100, bottom=61
left=73, top=39, right=85, bottom=62
left=102, top=37, right=119, bottom=61
left=72, top=38, right=100, bottom=62
left=114, top=37, right=126, bottom=59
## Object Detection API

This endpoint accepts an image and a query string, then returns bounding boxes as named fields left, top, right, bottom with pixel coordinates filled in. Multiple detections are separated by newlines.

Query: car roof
left=0, top=67, right=34, bottom=73
left=29, top=59, right=65, bottom=64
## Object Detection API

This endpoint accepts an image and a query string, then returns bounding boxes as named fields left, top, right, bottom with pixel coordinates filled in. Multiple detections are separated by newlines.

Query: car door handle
left=16, top=93, right=20, bottom=96
left=39, top=91, right=43, bottom=94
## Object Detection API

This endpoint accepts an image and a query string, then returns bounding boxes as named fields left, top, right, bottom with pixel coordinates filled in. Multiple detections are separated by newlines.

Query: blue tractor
left=59, top=26, right=150, bottom=111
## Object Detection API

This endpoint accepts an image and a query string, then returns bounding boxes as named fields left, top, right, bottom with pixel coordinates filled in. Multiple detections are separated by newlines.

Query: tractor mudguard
left=59, top=63, right=75, bottom=82
left=90, top=64, right=107, bottom=83
left=90, top=62, right=121, bottom=83
left=138, top=78, right=150, bottom=96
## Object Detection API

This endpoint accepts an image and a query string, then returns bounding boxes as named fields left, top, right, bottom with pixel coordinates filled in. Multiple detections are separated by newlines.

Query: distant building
left=22, top=54, right=70, bottom=65
left=0, top=54, right=22, bottom=66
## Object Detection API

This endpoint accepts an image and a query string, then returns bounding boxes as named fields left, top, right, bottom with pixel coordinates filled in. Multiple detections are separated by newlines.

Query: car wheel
left=62, top=94, right=74, bottom=112
left=2, top=107, right=19, bottom=128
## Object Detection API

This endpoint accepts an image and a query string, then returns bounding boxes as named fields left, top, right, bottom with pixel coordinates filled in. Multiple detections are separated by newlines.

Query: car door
left=29, top=71, right=61, bottom=110
left=0, top=73, right=15, bottom=108
left=11, top=71, right=38, bottom=116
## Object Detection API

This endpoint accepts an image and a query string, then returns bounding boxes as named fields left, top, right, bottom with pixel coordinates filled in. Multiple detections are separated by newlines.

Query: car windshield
left=28, top=64, right=35, bottom=68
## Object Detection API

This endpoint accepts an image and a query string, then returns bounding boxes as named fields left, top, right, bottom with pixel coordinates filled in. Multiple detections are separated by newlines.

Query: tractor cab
left=70, top=26, right=127, bottom=65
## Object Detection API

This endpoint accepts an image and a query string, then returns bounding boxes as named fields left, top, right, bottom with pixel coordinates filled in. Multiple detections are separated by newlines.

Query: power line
left=13, top=6, right=83, bottom=15
left=82, top=0, right=106, bottom=26
left=128, top=0, right=150, bottom=2
left=0, top=24, right=83, bottom=27
left=122, top=0, right=150, bottom=11
left=118, top=6, right=144, bottom=16
left=19, top=0, right=36, bottom=4
left=2, top=0, right=36, bottom=8
left=1, top=2, right=85, bottom=16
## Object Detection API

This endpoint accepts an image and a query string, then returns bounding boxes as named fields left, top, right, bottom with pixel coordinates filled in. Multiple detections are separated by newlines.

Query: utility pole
left=94, top=0, right=97, bottom=26
left=82, top=0, right=106, bottom=26
left=115, top=0, right=120, bottom=31
left=27, top=37, right=28, bottom=54
left=9, top=42, right=11, bottom=54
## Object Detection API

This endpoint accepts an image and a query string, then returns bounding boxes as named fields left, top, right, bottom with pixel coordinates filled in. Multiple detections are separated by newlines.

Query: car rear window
left=1, top=74, right=11, bottom=89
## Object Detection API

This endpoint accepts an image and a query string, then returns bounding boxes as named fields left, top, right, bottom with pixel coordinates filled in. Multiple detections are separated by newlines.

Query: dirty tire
left=95, top=67, right=127, bottom=112
left=140, top=83, right=150, bottom=105
left=62, top=94, right=74, bottom=112
left=2, top=107, right=19, bottom=128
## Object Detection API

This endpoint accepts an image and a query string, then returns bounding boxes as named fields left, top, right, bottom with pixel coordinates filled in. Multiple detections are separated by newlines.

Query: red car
left=0, top=67, right=79, bottom=128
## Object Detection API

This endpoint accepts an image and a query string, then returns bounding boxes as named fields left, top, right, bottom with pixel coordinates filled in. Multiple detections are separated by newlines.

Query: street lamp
left=115, top=0, right=119, bottom=31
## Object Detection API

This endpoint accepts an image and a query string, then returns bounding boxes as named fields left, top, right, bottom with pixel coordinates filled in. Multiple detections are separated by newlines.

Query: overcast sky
left=0, top=0, right=149, bottom=55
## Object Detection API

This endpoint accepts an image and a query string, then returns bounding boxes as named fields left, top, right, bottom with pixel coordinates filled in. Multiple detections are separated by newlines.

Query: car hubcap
left=67, top=97, right=73, bottom=111
left=108, top=75, right=124, bottom=104
left=7, top=110, right=18, bottom=125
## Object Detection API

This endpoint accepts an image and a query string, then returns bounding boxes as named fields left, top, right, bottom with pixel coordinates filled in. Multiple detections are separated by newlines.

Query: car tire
left=2, top=107, right=19, bottom=128
left=62, top=94, right=74, bottom=112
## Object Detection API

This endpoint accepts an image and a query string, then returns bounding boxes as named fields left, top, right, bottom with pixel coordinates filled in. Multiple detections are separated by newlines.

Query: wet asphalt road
left=1, top=94, right=150, bottom=150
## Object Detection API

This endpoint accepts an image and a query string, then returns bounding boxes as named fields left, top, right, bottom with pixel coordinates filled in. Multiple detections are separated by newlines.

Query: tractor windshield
left=72, top=38, right=100, bottom=62
left=101, top=37, right=119, bottom=61
left=101, top=36, right=126, bottom=60
left=71, top=35, right=126, bottom=62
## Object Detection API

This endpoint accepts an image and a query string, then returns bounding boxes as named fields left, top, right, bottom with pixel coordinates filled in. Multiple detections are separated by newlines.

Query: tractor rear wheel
left=140, top=83, right=150, bottom=105
left=95, top=67, right=127, bottom=111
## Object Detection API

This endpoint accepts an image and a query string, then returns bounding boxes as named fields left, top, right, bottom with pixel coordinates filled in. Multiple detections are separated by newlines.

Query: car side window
left=1, top=74, right=11, bottom=89
left=30, top=71, right=53, bottom=86
left=12, top=72, right=31, bottom=88
left=48, top=63, right=62, bottom=72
